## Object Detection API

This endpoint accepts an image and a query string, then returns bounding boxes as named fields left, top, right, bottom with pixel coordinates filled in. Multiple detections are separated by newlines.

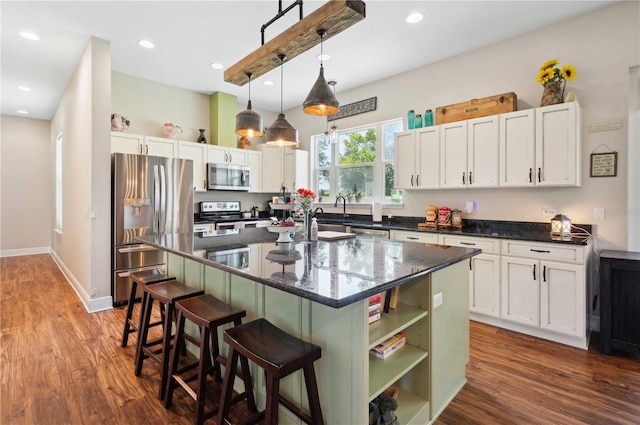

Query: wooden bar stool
left=134, top=280, right=204, bottom=399
left=164, top=294, right=256, bottom=425
left=218, top=318, right=324, bottom=425
left=121, top=268, right=175, bottom=347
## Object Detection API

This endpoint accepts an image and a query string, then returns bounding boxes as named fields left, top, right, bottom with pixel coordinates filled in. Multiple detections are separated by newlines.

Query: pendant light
left=235, top=72, right=263, bottom=137
left=303, top=29, right=340, bottom=116
left=266, top=54, right=298, bottom=147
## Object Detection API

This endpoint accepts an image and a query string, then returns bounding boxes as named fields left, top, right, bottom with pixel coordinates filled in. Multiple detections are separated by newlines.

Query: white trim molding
left=0, top=246, right=51, bottom=257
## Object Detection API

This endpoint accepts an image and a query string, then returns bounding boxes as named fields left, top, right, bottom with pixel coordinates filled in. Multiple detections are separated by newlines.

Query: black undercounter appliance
left=111, top=153, right=193, bottom=305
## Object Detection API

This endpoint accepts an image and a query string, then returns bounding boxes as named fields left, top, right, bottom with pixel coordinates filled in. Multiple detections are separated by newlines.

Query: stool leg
left=217, top=347, right=239, bottom=425
left=158, top=301, right=174, bottom=400
left=210, top=326, right=222, bottom=383
left=239, top=352, right=257, bottom=412
left=121, top=280, right=138, bottom=347
left=163, top=308, right=186, bottom=408
left=264, top=373, right=280, bottom=425
left=134, top=292, right=153, bottom=376
left=303, top=363, right=324, bottom=425
left=195, top=325, right=212, bottom=425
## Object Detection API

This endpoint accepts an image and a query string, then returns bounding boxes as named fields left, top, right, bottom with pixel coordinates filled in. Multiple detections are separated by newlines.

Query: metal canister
left=438, top=206, right=451, bottom=227
left=451, top=209, right=463, bottom=228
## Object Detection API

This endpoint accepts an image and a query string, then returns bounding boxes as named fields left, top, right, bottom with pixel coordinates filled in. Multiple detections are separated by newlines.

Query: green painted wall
left=210, top=91, right=237, bottom=147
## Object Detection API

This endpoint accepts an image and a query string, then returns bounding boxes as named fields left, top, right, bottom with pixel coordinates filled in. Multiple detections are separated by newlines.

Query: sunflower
left=536, top=68, right=555, bottom=84
left=540, top=58, right=559, bottom=71
left=561, top=65, right=577, bottom=81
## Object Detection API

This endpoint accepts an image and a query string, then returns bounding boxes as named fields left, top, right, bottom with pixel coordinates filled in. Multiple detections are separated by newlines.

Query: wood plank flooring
left=1, top=254, right=639, bottom=425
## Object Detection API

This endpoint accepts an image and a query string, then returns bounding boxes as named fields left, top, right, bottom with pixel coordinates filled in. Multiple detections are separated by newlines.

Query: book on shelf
left=372, top=331, right=406, bottom=353
left=388, top=286, right=399, bottom=309
left=369, top=335, right=406, bottom=359
left=368, top=312, right=381, bottom=324
left=369, top=293, right=381, bottom=305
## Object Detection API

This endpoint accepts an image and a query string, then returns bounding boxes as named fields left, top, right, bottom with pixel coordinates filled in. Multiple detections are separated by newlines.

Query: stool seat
left=225, top=318, right=321, bottom=378
left=164, top=294, right=255, bottom=425
left=134, top=280, right=204, bottom=400
left=121, top=269, right=174, bottom=347
left=219, top=318, right=324, bottom=425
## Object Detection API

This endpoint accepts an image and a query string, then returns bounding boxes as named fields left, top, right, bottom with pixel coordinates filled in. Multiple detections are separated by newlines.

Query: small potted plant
left=352, top=185, right=362, bottom=203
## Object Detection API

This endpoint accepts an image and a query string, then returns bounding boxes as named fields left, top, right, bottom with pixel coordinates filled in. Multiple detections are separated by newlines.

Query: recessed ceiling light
left=138, top=40, right=155, bottom=49
left=18, top=86, right=31, bottom=92
left=263, top=80, right=274, bottom=86
left=317, top=53, right=331, bottom=61
left=19, top=31, right=40, bottom=41
left=406, top=12, right=424, bottom=24
left=210, top=62, right=223, bottom=69
left=17, top=110, right=29, bottom=115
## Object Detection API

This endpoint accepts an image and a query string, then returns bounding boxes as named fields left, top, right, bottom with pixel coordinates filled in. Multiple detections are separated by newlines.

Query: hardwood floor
left=1, top=254, right=639, bottom=424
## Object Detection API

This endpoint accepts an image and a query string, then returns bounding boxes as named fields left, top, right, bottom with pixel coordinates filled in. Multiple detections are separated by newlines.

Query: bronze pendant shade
left=303, top=29, right=340, bottom=116
left=266, top=55, right=298, bottom=147
left=235, top=73, right=263, bottom=137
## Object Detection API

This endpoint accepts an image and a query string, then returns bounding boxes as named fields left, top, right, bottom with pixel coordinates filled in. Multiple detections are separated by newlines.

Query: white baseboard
left=0, top=246, right=51, bottom=257
left=50, top=250, right=113, bottom=313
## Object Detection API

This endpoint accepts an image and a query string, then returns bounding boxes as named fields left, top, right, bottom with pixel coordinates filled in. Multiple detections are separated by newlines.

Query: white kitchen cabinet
left=535, top=102, right=581, bottom=187
left=207, top=145, right=248, bottom=166
left=111, top=132, right=144, bottom=154
left=259, top=145, right=309, bottom=193
left=390, top=230, right=439, bottom=244
left=440, top=235, right=501, bottom=319
left=440, top=116, right=498, bottom=189
left=247, top=150, right=262, bottom=193
left=178, top=141, right=207, bottom=192
left=499, top=109, right=536, bottom=187
left=144, top=136, right=178, bottom=158
left=394, top=127, right=440, bottom=189
left=500, top=239, right=587, bottom=342
left=110, top=133, right=178, bottom=157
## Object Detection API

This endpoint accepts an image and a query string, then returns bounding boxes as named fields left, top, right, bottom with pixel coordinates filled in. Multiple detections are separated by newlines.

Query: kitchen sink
left=317, top=223, right=347, bottom=233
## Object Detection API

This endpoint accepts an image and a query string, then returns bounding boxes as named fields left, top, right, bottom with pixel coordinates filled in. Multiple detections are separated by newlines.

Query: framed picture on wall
left=590, top=152, right=617, bottom=177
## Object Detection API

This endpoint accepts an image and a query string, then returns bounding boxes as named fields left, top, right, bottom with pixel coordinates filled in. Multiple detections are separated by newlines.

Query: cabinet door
left=111, top=132, right=143, bottom=154
left=228, top=147, right=248, bottom=165
left=260, top=145, right=285, bottom=193
left=207, top=145, right=228, bottom=164
left=144, top=136, right=177, bottom=158
left=499, top=110, right=535, bottom=187
left=540, top=261, right=584, bottom=337
left=394, top=131, right=416, bottom=189
left=416, top=127, right=440, bottom=189
left=439, top=121, right=468, bottom=188
left=285, top=149, right=309, bottom=190
left=467, top=116, right=498, bottom=188
left=469, top=254, right=501, bottom=318
left=535, top=102, right=580, bottom=187
left=501, top=256, right=539, bottom=326
left=178, top=141, right=207, bottom=191
left=248, top=151, right=262, bottom=193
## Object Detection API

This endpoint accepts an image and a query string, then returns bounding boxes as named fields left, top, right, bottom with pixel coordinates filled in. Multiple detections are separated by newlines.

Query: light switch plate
left=433, top=292, right=443, bottom=308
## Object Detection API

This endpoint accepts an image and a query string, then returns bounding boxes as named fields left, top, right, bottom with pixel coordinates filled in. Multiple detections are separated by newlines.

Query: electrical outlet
left=594, top=207, right=605, bottom=220
left=90, top=289, right=96, bottom=298
left=433, top=292, right=443, bottom=308
left=542, top=208, right=557, bottom=217
left=465, top=201, right=474, bottom=214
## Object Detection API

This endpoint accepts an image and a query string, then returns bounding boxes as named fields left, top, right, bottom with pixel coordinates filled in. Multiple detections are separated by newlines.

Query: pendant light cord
left=278, top=54, right=285, bottom=114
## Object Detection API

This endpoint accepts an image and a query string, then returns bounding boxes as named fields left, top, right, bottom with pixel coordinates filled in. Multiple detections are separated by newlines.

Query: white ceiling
left=1, top=1, right=617, bottom=120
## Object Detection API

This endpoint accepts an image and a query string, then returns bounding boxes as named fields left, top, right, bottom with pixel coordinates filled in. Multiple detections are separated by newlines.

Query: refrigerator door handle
left=159, top=164, right=167, bottom=234
left=153, top=164, right=160, bottom=233
left=117, top=244, right=158, bottom=254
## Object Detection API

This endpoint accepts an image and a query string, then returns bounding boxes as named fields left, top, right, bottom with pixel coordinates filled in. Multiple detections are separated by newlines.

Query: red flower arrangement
left=296, top=188, right=316, bottom=212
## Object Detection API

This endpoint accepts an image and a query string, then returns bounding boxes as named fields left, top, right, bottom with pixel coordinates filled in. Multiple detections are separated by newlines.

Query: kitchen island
left=138, top=228, right=480, bottom=425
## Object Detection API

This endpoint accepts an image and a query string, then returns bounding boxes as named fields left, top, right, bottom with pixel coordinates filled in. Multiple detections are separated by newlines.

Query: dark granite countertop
left=136, top=227, right=479, bottom=309
left=317, top=214, right=592, bottom=245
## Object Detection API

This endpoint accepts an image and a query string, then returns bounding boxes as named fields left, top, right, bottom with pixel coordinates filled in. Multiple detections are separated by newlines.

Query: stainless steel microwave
left=207, top=163, right=250, bottom=191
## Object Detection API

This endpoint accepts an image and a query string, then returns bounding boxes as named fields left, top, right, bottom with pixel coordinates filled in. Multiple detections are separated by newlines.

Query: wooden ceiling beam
left=224, top=0, right=366, bottom=86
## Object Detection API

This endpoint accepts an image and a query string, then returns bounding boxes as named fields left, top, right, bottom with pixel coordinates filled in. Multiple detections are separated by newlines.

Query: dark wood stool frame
left=164, top=294, right=257, bottom=425
left=218, top=318, right=324, bottom=425
left=134, top=280, right=204, bottom=400
left=121, top=269, right=175, bottom=348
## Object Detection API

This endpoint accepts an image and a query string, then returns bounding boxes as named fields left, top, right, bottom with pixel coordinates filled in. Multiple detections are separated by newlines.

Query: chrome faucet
left=334, top=195, right=347, bottom=219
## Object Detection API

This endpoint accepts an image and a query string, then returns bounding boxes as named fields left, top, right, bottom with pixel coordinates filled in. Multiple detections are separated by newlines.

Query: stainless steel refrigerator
left=111, top=153, right=193, bottom=305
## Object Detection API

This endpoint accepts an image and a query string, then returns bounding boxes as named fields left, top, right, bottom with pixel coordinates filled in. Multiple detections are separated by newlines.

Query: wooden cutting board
left=317, top=231, right=356, bottom=241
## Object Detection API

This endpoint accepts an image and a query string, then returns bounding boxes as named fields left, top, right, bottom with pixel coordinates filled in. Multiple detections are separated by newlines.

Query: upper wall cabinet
left=440, top=116, right=499, bottom=189
left=258, top=145, right=309, bottom=193
left=178, top=141, right=207, bottom=192
left=534, top=102, right=581, bottom=187
left=499, top=110, right=536, bottom=187
left=207, top=145, right=248, bottom=166
left=111, top=132, right=177, bottom=158
left=394, top=126, right=440, bottom=189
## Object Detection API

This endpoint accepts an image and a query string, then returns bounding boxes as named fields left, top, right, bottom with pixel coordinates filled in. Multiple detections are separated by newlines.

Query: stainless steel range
left=195, top=201, right=270, bottom=234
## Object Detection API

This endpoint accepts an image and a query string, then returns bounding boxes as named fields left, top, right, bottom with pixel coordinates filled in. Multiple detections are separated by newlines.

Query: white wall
left=0, top=115, right=52, bottom=255
left=287, top=2, right=639, bottom=251
left=50, top=36, right=112, bottom=312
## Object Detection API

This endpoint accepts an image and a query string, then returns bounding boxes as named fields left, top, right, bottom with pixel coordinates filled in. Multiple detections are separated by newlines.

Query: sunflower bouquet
left=536, top=59, right=577, bottom=85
